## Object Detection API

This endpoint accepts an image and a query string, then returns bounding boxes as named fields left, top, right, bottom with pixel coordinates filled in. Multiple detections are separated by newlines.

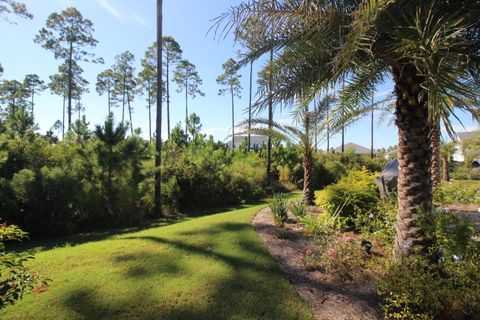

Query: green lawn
left=1, top=203, right=314, bottom=320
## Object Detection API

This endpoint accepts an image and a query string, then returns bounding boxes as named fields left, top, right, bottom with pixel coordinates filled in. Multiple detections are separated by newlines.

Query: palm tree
left=440, top=140, right=456, bottom=182
left=241, top=96, right=333, bottom=205
left=216, top=0, right=480, bottom=258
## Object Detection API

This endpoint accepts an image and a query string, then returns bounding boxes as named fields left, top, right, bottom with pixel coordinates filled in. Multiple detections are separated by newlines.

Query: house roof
left=457, top=130, right=479, bottom=142
left=334, top=142, right=373, bottom=155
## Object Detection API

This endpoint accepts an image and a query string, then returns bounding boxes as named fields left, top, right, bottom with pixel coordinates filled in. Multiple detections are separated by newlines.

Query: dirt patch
left=252, top=208, right=382, bottom=320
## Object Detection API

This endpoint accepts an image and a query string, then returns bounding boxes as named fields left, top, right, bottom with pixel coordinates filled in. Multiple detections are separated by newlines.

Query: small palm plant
left=239, top=96, right=334, bottom=205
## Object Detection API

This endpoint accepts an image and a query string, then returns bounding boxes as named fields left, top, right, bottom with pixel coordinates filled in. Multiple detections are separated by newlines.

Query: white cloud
left=132, top=13, right=149, bottom=29
left=96, top=0, right=126, bottom=22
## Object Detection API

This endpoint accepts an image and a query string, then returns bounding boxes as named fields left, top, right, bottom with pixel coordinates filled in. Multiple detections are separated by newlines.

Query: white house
left=453, top=130, right=479, bottom=162
left=232, top=135, right=268, bottom=149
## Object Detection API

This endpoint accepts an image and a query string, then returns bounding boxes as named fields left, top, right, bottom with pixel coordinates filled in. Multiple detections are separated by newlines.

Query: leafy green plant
left=300, top=235, right=367, bottom=283
left=0, top=222, right=47, bottom=309
left=289, top=201, right=306, bottom=218
left=316, top=169, right=380, bottom=229
left=378, top=212, right=480, bottom=320
left=433, top=180, right=480, bottom=205
left=269, top=193, right=288, bottom=227
left=355, top=195, right=397, bottom=247
left=298, top=214, right=331, bottom=240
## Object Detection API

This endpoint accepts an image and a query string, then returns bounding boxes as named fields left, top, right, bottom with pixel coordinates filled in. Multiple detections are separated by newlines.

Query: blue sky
left=1, top=0, right=478, bottom=150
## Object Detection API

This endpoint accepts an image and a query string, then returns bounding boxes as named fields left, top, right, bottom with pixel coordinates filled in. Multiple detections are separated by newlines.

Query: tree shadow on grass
left=60, top=222, right=313, bottom=320
left=7, top=216, right=184, bottom=254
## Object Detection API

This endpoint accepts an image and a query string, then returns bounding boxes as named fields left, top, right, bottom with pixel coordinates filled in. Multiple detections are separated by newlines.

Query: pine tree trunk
left=67, top=42, right=73, bottom=131
left=167, top=60, right=171, bottom=139
left=248, top=61, right=253, bottom=152
left=121, top=81, right=126, bottom=124
left=231, top=85, right=235, bottom=151
left=31, top=87, right=35, bottom=120
left=107, top=89, right=111, bottom=116
left=185, top=78, right=188, bottom=137
left=127, top=90, right=133, bottom=135
left=148, top=85, right=152, bottom=141
left=442, top=157, right=450, bottom=182
left=430, top=120, right=441, bottom=185
left=392, top=62, right=432, bottom=259
left=154, top=0, right=163, bottom=217
left=62, top=95, right=66, bottom=140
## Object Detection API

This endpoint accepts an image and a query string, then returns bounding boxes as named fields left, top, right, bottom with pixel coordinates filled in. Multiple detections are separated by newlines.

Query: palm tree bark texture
left=430, top=120, right=441, bottom=186
left=302, top=150, right=315, bottom=205
left=392, top=62, right=432, bottom=258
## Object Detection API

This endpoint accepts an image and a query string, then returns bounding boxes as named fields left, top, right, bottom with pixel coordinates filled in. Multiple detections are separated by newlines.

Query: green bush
left=289, top=201, right=307, bottom=218
left=316, top=168, right=380, bottom=229
left=433, top=180, right=480, bottom=205
left=355, top=195, right=397, bottom=247
left=10, top=167, right=83, bottom=236
left=269, top=193, right=289, bottom=227
left=378, top=212, right=480, bottom=320
left=301, top=235, right=367, bottom=282
left=0, top=223, right=47, bottom=309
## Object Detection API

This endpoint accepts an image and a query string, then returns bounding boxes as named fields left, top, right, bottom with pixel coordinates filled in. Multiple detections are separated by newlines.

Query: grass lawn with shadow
left=1, top=202, right=314, bottom=320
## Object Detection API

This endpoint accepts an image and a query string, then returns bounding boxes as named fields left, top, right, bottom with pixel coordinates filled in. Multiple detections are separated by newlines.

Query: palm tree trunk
left=442, top=157, right=450, bottom=182
left=371, top=94, right=374, bottom=158
left=303, top=150, right=315, bottom=205
left=326, top=103, right=330, bottom=152
left=266, top=47, right=273, bottom=183
left=154, top=0, right=163, bottom=217
left=392, top=62, right=432, bottom=259
left=248, top=61, right=253, bottom=152
left=430, top=119, right=441, bottom=185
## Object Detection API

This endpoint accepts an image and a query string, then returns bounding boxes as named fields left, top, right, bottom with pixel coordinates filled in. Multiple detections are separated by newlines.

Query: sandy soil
left=252, top=208, right=382, bottom=320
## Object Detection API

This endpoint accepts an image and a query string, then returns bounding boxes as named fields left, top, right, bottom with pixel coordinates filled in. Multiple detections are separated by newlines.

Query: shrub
left=433, top=180, right=480, bottom=205
left=378, top=212, right=480, bottom=320
left=269, top=193, right=288, bottom=227
left=289, top=201, right=306, bottom=218
left=10, top=167, right=83, bottom=236
left=355, top=195, right=397, bottom=247
left=316, top=168, right=380, bottom=229
left=300, top=235, right=368, bottom=282
left=0, top=223, right=47, bottom=309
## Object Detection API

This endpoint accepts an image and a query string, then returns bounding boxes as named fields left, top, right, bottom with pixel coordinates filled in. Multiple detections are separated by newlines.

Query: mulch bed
left=252, top=208, right=382, bottom=320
